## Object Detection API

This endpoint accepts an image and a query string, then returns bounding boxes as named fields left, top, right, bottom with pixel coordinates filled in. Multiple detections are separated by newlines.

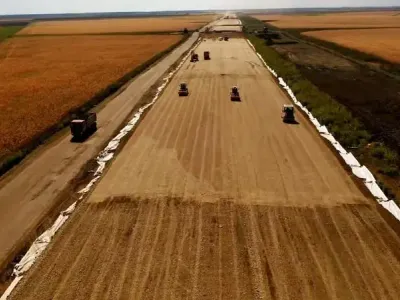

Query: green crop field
left=0, top=26, right=24, bottom=42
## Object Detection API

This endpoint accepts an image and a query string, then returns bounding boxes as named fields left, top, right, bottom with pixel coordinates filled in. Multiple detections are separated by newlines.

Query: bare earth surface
left=0, top=32, right=200, bottom=271
left=10, top=38, right=400, bottom=300
left=211, top=18, right=242, bottom=32
left=303, top=28, right=400, bottom=64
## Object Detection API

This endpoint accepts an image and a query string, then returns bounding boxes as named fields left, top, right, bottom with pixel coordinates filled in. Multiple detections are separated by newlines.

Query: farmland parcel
left=252, top=11, right=400, bottom=29
left=0, top=35, right=181, bottom=160
left=303, top=28, right=400, bottom=64
left=18, top=15, right=216, bottom=35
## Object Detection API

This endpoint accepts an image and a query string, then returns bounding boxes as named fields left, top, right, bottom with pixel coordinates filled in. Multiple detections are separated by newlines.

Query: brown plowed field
left=303, top=28, right=400, bottom=63
left=252, top=11, right=400, bottom=29
left=18, top=15, right=216, bottom=35
left=0, top=35, right=181, bottom=159
left=10, top=39, right=400, bottom=299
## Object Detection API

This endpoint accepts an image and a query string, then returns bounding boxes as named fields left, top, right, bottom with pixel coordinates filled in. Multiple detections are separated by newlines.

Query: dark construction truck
left=70, top=112, right=97, bottom=140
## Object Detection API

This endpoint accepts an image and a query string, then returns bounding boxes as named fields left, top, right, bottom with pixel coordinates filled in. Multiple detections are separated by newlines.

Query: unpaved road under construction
left=11, top=38, right=400, bottom=300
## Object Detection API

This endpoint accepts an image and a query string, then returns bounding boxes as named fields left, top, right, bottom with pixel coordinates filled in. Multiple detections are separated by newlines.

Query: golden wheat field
left=303, top=28, right=400, bottom=63
left=253, top=11, right=400, bottom=28
left=18, top=15, right=216, bottom=35
left=0, top=35, right=181, bottom=159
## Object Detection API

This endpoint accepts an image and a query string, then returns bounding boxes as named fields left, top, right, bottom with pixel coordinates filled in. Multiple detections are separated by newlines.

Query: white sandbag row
left=246, top=39, right=400, bottom=221
left=13, top=202, right=77, bottom=277
left=0, top=38, right=203, bottom=300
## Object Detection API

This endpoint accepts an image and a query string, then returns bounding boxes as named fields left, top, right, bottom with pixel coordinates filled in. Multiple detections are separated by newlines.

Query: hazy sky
left=1, top=0, right=399, bottom=15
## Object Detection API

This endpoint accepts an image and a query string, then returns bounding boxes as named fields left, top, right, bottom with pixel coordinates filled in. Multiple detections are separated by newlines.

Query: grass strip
left=0, top=26, right=25, bottom=42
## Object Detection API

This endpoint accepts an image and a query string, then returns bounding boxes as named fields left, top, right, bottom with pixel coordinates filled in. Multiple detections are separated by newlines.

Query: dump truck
left=204, top=51, right=210, bottom=60
left=224, top=36, right=229, bottom=41
left=70, top=112, right=97, bottom=140
left=230, top=86, right=240, bottom=101
left=282, top=104, right=295, bottom=123
left=190, top=53, right=199, bottom=62
left=178, top=82, right=189, bottom=96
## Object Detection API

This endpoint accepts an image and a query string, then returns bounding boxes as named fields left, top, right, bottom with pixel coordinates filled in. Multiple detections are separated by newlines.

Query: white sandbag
left=104, top=140, right=119, bottom=152
left=246, top=39, right=256, bottom=51
left=365, top=181, right=388, bottom=201
left=300, top=105, right=310, bottom=115
left=380, top=201, right=400, bottom=221
left=278, top=77, right=287, bottom=87
left=340, top=152, right=361, bottom=167
left=352, top=165, right=375, bottom=182
left=321, top=133, right=337, bottom=144
left=98, top=152, right=114, bottom=163
left=310, top=117, right=321, bottom=129
left=332, top=141, right=347, bottom=154
left=318, top=126, right=329, bottom=134
left=62, top=201, right=77, bottom=216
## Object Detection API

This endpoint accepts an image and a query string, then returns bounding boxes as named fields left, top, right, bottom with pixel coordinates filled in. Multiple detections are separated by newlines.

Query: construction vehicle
left=70, top=112, right=97, bottom=140
left=204, top=51, right=210, bottom=60
left=190, top=52, right=199, bottom=62
left=178, top=82, right=189, bottom=96
left=230, top=86, right=240, bottom=101
left=282, top=104, right=295, bottom=123
left=224, top=36, right=229, bottom=41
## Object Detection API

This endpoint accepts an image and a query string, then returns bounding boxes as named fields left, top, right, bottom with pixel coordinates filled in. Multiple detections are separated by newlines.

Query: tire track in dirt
left=109, top=201, right=144, bottom=299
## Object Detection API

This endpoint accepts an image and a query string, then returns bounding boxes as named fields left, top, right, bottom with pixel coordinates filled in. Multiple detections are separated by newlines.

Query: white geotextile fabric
left=310, top=117, right=321, bottom=129
left=246, top=38, right=400, bottom=221
left=332, top=142, right=347, bottom=155
left=1, top=37, right=203, bottom=300
left=12, top=200, right=77, bottom=277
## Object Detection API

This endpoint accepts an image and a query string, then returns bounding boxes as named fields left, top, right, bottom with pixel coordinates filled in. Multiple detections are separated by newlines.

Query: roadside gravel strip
left=0, top=31, right=200, bottom=275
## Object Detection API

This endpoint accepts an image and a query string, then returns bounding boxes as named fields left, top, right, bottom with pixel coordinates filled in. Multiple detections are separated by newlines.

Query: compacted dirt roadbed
left=11, top=39, right=400, bottom=300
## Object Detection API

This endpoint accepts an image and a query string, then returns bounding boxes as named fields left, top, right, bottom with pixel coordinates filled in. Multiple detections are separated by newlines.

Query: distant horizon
left=1, top=5, right=400, bottom=17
